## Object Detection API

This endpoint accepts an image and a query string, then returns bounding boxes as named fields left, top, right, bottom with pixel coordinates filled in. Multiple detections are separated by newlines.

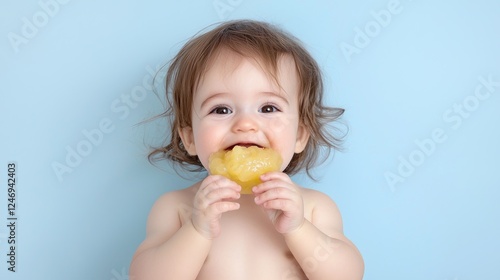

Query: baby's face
left=179, top=50, right=309, bottom=172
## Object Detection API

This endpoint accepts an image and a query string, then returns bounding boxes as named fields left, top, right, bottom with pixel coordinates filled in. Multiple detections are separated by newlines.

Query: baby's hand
left=191, top=175, right=241, bottom=239
left=252, top=172, right=305, bottom=234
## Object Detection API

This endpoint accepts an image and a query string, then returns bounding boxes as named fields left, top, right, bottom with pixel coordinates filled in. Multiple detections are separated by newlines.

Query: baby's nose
left=231, top=112, right=259, bottom=133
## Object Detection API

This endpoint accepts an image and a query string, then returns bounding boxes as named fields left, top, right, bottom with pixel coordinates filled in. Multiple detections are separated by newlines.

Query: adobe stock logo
left=8, top=0, right=72, bottom=53
left=111, top=267, right=132, bottom=280
left=385, top=74, right=499, bottom=192
left=51, top=64, right=163, bottom=182
left=213, top=0, right=243, bottom=20
left=339, top=0, right=414, bottom=63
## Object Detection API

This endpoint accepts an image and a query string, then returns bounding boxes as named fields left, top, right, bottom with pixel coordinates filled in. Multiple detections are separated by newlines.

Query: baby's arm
left=285, top=190, right=364, bottom=280
left=129, top=192, right=212, bottom=279
left=254, top=172, right=364, bottom=279
left=129, top=176, right=241, bottom=280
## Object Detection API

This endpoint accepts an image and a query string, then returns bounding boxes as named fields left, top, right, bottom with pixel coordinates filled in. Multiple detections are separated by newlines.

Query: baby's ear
left=294, top=123, right=310, bottom=153
left=178, top=126, right=197, bottom=155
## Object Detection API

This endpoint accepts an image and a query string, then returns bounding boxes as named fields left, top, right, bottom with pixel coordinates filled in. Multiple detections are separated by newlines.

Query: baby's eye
left=210, top=106, right=232, bottom=114
left=259, top=104, right=280, bottom=113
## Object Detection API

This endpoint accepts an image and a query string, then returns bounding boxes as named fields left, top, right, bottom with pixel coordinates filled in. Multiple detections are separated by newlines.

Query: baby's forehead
left=200, top=48, right=298, bottom=86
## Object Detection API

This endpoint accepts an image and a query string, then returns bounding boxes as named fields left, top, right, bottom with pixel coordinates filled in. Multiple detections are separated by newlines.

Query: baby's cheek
left=279, top=153, right=295, bottom=171
left=194, top=130, right=221, bottom=169
left=266, top=117, right=300, bottom=169
left=268, top=117, right=290, bottom=133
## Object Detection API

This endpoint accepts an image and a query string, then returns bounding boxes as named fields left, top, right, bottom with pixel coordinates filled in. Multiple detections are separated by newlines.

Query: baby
left=130, top=20, right=364, bottom=280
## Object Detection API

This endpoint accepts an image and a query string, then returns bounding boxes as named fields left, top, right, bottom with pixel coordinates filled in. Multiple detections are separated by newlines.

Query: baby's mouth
left=225, top=143, right=263, bottom=151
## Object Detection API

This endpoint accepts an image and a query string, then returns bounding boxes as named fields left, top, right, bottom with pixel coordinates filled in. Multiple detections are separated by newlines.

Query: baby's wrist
left=282, top=218, right=307, bottom=238
left=187, top=218, right=215, bottom=241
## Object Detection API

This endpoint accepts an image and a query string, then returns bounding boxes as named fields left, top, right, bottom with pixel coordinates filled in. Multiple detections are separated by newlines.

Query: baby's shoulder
left=158, top=184, right=196, bottom=199
left=299, top=187, right=343, bottom=231
left=152, top=183, right=199, bottom=211
left=146, top=183, right=200, bottom=232
left=300, top=186, right=338, bottom=208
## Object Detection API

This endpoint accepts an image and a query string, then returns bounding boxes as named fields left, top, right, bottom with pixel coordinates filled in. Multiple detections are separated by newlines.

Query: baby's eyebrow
left=260, top=91, right=289, bottom=105
left=199, top=91, right=290, bottom=109
left=200, top=92, right=228, bottom=109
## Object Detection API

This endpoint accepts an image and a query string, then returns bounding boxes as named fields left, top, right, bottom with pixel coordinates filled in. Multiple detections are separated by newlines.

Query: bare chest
left=196, top=202, right=308, bottom=280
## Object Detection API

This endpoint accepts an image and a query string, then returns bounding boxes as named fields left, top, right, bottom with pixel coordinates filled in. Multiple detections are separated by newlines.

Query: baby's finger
left=206, top=201, right=240, bottom=217
left=254, top=186, right=294, bottom=206
left=259, top=198, right=295, bottom=213
left=195, top=187, right=240, bottom=210
left=207, top=186, right=241, bottom=203
left=201, top=175, right=241, bottom=193
left=194, top=176, right=240, bottom=209
left=253, top=176, right=296, bottom=195
left=259, top=171, right=292, bottom=183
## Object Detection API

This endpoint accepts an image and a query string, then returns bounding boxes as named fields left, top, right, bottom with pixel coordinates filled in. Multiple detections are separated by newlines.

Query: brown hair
left=149, top=19, right=345, bottom=178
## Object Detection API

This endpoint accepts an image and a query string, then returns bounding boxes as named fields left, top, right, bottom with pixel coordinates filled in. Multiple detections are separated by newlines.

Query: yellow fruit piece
left=208, top=146, right=282, bottom=194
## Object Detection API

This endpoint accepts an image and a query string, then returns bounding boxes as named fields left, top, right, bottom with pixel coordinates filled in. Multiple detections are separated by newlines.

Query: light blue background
left=1, top=0, right=499, bottom=279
